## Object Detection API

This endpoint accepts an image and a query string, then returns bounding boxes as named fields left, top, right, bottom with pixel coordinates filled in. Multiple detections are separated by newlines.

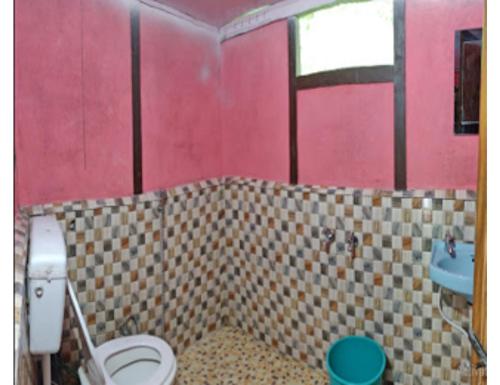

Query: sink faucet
left=346, top=232, right=359, bottom=259
left=322, top=228, right=336, bottom=253
left=445, top=232, right=456, bottom=258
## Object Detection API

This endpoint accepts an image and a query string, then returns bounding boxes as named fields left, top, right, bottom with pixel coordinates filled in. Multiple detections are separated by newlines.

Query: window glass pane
left=298, top=0, right=394, bottom=76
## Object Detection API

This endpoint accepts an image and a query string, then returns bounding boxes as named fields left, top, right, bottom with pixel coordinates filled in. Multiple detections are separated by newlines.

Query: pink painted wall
left=219, top=0, right=483, bottom=189
left=15, top=1, right=223, bottom=207
left=15, top=0, right=484, bottom=207
left=15, top=0, right=133, bottom=206
left=140, top=8, right=222, bottom=191
left=220, top=21, right=289, bottom=182
left=406, top=0, right=483, bottom=189
left=298, top=84, right=394, bottom=188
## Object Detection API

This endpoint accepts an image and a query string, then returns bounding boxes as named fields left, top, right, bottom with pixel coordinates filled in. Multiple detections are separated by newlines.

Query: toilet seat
left=95, top=334, right=176, bottom=385
left=67, top=279, right=176, bottom=385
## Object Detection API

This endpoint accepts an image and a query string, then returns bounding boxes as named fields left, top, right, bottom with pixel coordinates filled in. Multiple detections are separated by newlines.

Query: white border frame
left=138, top=0, right=219, bottom=35
left=138, top=0, right=338, bottom=41
left=219, top=0, right=337, bottom=41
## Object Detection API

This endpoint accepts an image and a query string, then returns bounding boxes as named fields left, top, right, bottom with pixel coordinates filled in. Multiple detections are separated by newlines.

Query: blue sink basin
left=429, top=240, right=475, bottom=302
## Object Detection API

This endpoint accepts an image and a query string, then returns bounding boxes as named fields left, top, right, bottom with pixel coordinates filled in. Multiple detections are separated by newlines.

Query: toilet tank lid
left=28, top=216, right=67, bottom=280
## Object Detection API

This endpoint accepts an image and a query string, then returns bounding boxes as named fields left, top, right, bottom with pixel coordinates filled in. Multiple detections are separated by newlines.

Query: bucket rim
left=326, top=336, right=386, bottom=385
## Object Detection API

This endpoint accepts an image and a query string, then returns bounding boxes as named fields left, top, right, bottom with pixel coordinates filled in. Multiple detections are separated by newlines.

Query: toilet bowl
left=78, top=335, right=177, bottom=385
left=67, top=279, right=176, bottom=385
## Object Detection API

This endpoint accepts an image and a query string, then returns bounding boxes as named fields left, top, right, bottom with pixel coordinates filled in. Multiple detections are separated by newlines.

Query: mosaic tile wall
left=22, top=191, right=167, bottom=368
left=61, top=199, right=166, bottom=364
left=223, top=177, right=476, bottom=385
left=18, top=179, right=228, bottom=379
left=16, top=177, right=477, bottom=385
left=162, top=183, right=228, bottom=351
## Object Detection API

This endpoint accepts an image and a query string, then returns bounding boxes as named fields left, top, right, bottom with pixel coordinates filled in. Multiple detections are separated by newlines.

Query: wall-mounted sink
left=429, top=240, right=475, bottom=302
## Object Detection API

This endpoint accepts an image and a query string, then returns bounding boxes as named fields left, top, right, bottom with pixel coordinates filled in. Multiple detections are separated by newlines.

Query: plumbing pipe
left=438, top=287, right=487, bottom=367
left=42, top=354, right=51, bottom=385
left=437, top=287, right=469, bottom=341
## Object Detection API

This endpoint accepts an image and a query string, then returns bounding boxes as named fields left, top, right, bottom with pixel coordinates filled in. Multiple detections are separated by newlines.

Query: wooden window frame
left=288, top=0, right=406, bottom=189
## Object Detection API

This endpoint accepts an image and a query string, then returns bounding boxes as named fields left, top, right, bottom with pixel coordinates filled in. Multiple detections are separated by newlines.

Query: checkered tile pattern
left=162, top=184, right=228, bottom=353
left=57, top=200, right=165, bottom=365
left=15, top=177, right=477, bottom=385
left=15, top=213, right=37, bottom=385
left=18, top=179, right=228, bottom=375
left=224, top=177, right=475, bottom=385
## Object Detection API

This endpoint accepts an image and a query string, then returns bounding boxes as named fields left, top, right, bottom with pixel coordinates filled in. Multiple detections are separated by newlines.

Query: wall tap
left=118, top=315, right=139, bottom=336
left=444, top=231, right=456, bottom=258
left=346, top=232, right=359, bottom=258
left=322, top=228, right=336, bottom=253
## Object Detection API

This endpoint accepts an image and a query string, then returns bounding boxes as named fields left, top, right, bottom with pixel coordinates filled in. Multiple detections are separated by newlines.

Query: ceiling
left=153, top=0, right=284, bottom=27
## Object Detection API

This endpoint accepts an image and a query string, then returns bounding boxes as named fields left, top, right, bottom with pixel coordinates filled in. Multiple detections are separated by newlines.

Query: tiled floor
left=175, top=327, right=329, bottom=385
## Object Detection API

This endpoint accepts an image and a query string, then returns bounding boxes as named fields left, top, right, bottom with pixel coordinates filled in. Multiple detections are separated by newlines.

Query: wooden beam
left=393, top=0, right=406, bottom=190
left=472, top=2, right=487, bottom=384
left=131, top=6, right=143, bottom=195
left=297, top=66, right=394, bottom=90
left=288, top=17, right=298, bottom=184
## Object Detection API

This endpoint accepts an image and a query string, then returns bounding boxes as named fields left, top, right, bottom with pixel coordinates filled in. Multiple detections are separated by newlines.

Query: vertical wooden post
left=472, top=2, right=487, bottom=384
left=288, top=17, right=298, bottom=185
left=131, top=5, right=143, bottom=195
left=393, top=0, right=407, bottom=190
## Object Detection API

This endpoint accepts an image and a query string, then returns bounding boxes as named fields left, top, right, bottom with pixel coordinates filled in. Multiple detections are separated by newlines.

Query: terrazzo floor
left=175, top=327, right=330, bottom=385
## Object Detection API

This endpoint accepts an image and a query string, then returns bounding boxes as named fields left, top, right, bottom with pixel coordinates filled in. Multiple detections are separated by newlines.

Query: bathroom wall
left=17, top=180, right=228, bottom=383
left=14, top=0, right=224, bottom=208
left=15, top=177, right=476, bottom=385
left=406, top=0, right=483, bottom=189
left=15, top=0, right=134, bottom=206
left=14, top=2, right=483, bottom=384
left=140, top=8, right=223, bottom=191
left=160, top=182, right=227, bottom=349
left=224, top=177, right=476, bottom=385
left=298, top=84, right=394, bottom=188
left=15, top=0, right=484, bottom=209
left=219, top=0, right=483, bottom=190
left=220, top=21, right=290, bottom=183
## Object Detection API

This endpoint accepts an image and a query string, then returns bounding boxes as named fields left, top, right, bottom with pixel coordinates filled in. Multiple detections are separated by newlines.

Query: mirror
left=454, top=28, right=482, bottom=135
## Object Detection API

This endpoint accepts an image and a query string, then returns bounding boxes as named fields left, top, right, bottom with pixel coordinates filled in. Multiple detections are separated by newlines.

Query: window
left=297, top=0, right=394, bottom=76
left=454, top=29, right=482, bottom=135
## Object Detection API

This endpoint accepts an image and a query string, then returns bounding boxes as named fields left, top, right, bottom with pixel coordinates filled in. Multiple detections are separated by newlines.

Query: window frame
left=295, top=0, right=395, bottom=82
left=288, top=0, right=407, bottom=189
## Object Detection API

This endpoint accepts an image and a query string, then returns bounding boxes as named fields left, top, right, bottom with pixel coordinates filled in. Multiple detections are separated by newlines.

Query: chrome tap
left=444, top=232, right=456, bottom=258
left=322, top=228, right=336, bottom=253
left=346, top=232, right=359, bottom=259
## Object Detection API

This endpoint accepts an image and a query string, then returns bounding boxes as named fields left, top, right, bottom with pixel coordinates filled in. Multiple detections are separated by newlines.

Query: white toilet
left=67, top=279, right=177, bottom=385
left=28, top=216, right=177, bottom=385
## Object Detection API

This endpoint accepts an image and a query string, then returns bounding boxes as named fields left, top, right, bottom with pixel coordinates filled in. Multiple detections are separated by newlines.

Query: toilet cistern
left=28, top=215, right=177, bottom=385
left=28, top=216, right=67, bottom=385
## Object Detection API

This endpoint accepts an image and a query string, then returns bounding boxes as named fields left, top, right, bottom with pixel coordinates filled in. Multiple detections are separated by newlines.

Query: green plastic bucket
left=326, top=336, right=386, bottom=385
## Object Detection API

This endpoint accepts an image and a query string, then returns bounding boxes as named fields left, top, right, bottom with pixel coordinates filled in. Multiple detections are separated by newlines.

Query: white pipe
left=42, top=354, right=51, bottom=385
left=67, top=279, right=97, bottom=355
left=437, top=287, right=469, bottom=342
